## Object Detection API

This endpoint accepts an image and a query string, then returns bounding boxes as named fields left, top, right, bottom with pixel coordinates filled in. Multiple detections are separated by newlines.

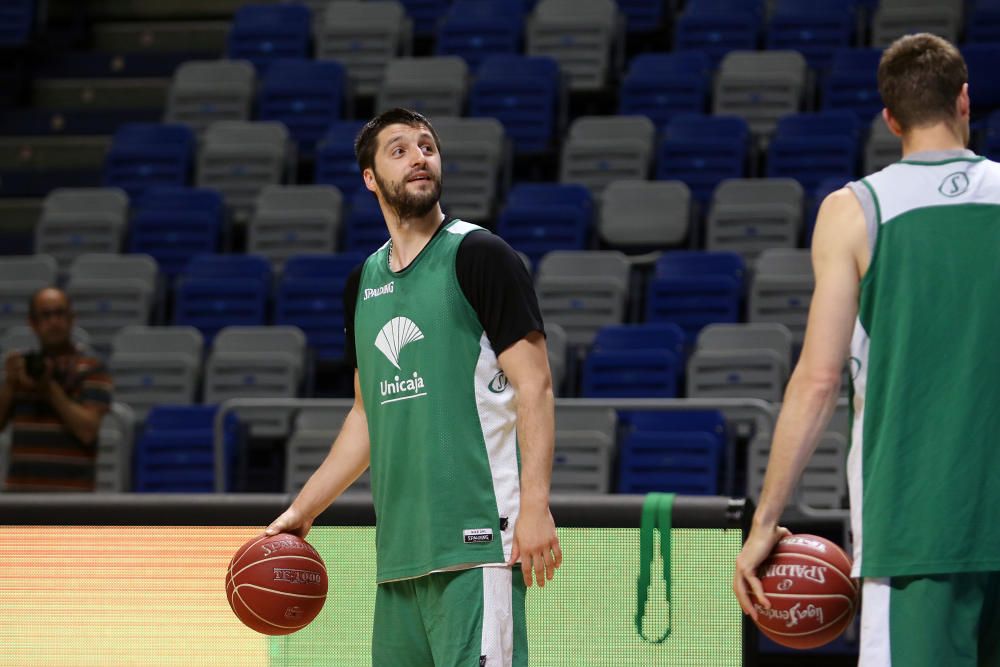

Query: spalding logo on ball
left=226, top=533, right=328, bottom=635
left=753, top=533, right=859, bottom=650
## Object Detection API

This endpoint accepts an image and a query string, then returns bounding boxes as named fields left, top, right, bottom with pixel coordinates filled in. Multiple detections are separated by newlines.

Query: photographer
left=0, top=287, right=112, bottom=492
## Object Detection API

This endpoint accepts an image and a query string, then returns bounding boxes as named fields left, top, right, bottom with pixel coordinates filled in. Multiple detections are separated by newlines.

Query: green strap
left=635, top=492, right=674, bottom=643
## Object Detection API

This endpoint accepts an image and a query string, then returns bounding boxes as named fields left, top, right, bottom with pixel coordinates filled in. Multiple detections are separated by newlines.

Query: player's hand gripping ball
left=753, top=534, right=859, bottom=649
left=226, top=533, right=328, bottom=635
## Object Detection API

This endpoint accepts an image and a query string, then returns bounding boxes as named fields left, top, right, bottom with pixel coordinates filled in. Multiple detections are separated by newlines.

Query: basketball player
left=733, top=34, right=1000, bottom=666
left=266, top=108, right=561, bottom=667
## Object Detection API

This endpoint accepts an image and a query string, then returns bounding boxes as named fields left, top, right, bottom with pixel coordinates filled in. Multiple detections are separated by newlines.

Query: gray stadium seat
left=96, top=401, right=136, bottom=493
left=66, top=253, right=158, bottom=355
left=552, top=404, right=616, bottom=493
left=747, top=431, right=848, bottom=512
left=316, top=1, right=412, bottom=97
left=376, top=57, right=469, bottom=118
left=35, top=188, right=129, bottom=277
left=535, top=250, right=630, bottom=346
left=196, top=121, right=291, bottom=222
left=165, top=60, right=255, bottom=135
left=865, top=115, right=901, bottom=175
left=559, top=116, right=655, bottom=199
left=686, top=322, right=793, bottom=402
left=546, top=322, right=568, bottom=396
left=713, top=51, right=808, bottom=141
left=526, top=0, right=623, bottom=92
left=599, top=180, right=691, bottom=247
left=0, top=254, right=57, bottom=335
left=248, top=185, right=343, bottom=270
left=432, top=116, right=506, bottom=222
left=748, top=248, right=814, bottom=346
left=109, top=325, right=204, bottom=421
left=871, top=0, right=962, bottom=48
left=205, top=326, right=307, bottom=438
left=285, top=403, right=371, bottom=495
left=706, top=178, right=804, bottom=264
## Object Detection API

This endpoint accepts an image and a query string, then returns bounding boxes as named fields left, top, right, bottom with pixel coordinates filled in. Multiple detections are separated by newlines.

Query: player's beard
left=374, top=168, right=442, bottom=220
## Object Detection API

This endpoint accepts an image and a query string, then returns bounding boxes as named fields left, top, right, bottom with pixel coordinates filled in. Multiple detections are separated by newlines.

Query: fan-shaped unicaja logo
left=375, top=316, right=425, bottom=369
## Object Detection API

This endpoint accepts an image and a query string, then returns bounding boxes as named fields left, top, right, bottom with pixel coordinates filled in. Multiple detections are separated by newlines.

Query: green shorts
left=860, top=572, right=1000, bottom=666
left=372, top=566, right=528, bottom=667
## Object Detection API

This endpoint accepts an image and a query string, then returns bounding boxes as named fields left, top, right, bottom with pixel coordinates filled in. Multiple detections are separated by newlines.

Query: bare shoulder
left=818, top=187, right=864, bottom=220
left=813, top=187, right=869, bottom=275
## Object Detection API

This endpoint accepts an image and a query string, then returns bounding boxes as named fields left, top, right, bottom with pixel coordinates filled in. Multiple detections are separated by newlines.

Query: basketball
left=753, top=533, right=859, bottom=650
left=226, top=533, right=328, bottom=635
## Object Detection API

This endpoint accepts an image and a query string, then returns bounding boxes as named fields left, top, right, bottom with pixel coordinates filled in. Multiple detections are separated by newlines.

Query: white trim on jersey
left=473, top=331, right=520, bottom=563
left=480, top=567, right=515, bottom=667
left=445, top=219, right=484, bottom=236
left=848, top=317, right=870, bottom=577
left=859, top=578, right=892, bottom=667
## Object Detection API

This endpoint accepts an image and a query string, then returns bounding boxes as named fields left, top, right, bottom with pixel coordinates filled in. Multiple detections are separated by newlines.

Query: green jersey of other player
left=846, top=152, right=1000, bottom=578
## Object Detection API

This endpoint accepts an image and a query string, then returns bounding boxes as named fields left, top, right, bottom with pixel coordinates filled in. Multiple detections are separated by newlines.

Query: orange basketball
left=753, top=534, right=859, bottom=650
left=226, top=533, right=328, bottom=635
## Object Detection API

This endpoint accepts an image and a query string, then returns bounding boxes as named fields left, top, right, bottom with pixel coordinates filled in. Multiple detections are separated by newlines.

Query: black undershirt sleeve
left=342, top=229, right=544, bottom=369
left=455, top=230, right=545, bottom=355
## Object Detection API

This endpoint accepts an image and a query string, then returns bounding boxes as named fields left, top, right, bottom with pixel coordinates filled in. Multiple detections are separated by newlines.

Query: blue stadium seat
left=343, top=192, right=389, bottom=254
left=226, top=3, right=311, bottom=72
left=315, top=120, right=367, bottom=198
left=619, top=52, right=711, bottom=129
left=581, top=323, right=685, bottom=398
left=645, top=251, right=745, bottom=343
left=674, top=0, right=762, bottom=67
left=822, top=48, right=882, bottom=120
left=495, top=183, right=592, bottom=266
left=257, top=59, right=347, bottom=154
left=766, top=0, right=856, bottom=72
left=617, top=409, right=726, bottom=495
left=966, top=0, right=1000, bottom=43
left=655, top=114, right=749, bottom=204
left=962, top=44, right=1000, bottom=121
left=0, top=0, right=35, bottom=46
left=274, top=253, right=366, bottom=362
left=398, top=0, right=452, bottom=37
left=984, top=111, right=1000, bottom=161
left=130, top=187, right=223, bottom=280
left=766, top=111, right=860, bottom=192
left=173, top=254, right=271, bottom=343
left=617, top=0, right=669, bottom=33
left=133, top=405, right=240, bottom=493
left=103, top=123, right=195, bottom=198
left=436, top=0, right=525, bottom=70
left=469, top=55, right=562, bottom=155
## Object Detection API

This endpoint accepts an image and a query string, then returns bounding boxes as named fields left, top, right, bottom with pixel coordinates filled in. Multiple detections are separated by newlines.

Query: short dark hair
left=878, top=33, right=967, bottom=132
left=354, top=108, right=441, bottom=174
left=28, top=287, right=71, bottom=321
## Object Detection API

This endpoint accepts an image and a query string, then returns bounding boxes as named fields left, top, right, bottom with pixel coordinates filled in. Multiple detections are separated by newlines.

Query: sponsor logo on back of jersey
left=938, top=172, right=970, bottom=198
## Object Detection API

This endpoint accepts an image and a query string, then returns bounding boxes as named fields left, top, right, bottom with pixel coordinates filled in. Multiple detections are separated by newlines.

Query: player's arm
left=266, top=370, right=370, bottom=538
left=499, top=334, right=562, bottom=588
left=734, top=188, right=867, bottom=619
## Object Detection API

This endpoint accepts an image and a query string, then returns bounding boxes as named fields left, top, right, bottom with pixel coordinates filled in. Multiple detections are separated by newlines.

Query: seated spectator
left=0, top=288, right=113, bottom=491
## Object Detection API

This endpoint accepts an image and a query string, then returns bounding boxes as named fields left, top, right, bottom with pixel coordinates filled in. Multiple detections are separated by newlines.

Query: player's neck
left=900, top=123, right=968, bottom=158
left=386, top=206, right=446, bottom=271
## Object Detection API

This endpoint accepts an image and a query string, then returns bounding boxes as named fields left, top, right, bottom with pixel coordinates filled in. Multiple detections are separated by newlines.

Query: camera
left=23, top=352, right=46, bottom=380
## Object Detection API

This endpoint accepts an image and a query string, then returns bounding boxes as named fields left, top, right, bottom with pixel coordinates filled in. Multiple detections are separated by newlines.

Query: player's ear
left=881, top=108, right=904, bottom=138
left=363, top=168, right=378, bottom=194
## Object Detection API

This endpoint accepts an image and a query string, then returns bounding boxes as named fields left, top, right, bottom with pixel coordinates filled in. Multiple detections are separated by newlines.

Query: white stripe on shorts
left=860, top=578, right=892, bottom=667
left=480, top=567, right=514, bottom=667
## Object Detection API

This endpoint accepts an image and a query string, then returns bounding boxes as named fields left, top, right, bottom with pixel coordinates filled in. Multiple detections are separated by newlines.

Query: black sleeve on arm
left=342, top=263, right=364, bottom=369
left=455, top=231, right=545, bottom=355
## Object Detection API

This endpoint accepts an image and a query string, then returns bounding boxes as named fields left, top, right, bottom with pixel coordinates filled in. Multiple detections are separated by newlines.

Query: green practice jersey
left=353, top=219, right=520, bottom=583
left=847, top=151, right=1000, bottom=578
